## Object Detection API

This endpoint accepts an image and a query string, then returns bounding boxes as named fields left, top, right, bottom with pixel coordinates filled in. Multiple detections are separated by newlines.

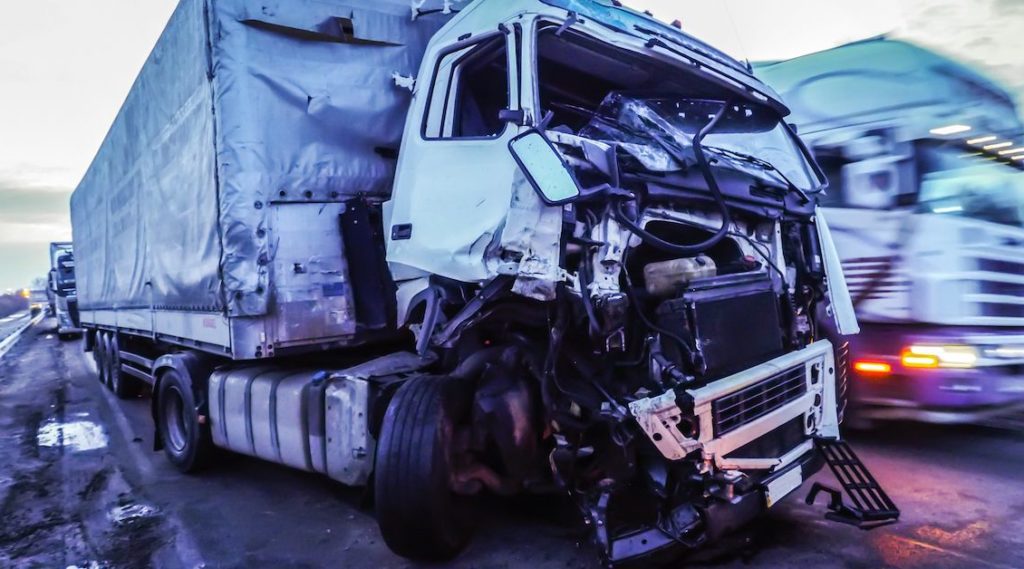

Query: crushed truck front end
left=377, top=0, right=888, bottom=564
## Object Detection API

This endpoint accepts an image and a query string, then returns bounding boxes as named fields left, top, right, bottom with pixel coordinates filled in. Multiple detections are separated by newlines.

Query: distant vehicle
left=758, top=38, right=1024, bottom=425
left=70, top=1, right=895, bottom=564
left=27, top=288, right=48, bottom=316
left=47, top=242, right=82, bottom=339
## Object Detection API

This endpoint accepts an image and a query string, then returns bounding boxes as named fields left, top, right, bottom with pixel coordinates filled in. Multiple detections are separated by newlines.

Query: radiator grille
left=712, top=364, right=807, bottom=436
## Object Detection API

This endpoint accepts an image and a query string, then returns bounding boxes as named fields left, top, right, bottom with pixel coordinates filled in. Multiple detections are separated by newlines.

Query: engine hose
left=620, top=251, right=699, bottom=368
left=612, top=102, right=733, bottom=256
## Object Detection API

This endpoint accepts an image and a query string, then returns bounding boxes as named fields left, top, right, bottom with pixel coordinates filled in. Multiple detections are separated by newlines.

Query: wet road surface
left=2, top=318, right=1023, bottom=568
left=0, top=311, right=30, bottom=341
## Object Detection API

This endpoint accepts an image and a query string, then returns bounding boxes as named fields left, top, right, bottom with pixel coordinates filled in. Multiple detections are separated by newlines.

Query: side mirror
left=508, top=130, right=582, bottom=205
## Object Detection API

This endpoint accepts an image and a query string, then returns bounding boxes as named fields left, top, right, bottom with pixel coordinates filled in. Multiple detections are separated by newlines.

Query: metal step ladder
left=805, top=437, right=900, bottom=529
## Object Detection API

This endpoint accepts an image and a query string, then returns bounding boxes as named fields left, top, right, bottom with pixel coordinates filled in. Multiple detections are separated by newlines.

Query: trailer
left=71, top=0, right=896, bottom=563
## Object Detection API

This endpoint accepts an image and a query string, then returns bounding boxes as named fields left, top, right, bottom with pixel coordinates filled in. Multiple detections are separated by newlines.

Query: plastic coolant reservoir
left=643, top=255, right=717, bottom=297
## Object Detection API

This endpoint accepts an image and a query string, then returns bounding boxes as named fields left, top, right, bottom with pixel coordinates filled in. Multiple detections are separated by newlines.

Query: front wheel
left=374, top=375, right=477, bottom=562
left=156, top=369, right=214, bottom=472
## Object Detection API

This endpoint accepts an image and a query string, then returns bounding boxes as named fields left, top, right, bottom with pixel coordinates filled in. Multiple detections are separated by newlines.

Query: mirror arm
left=498, top=108, right=526, bottom=126
left=535, top=110, right=555, bottom=132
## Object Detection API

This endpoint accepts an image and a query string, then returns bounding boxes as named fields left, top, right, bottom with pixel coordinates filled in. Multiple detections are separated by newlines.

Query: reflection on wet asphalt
left=1, top=318, right=1023, bottom=568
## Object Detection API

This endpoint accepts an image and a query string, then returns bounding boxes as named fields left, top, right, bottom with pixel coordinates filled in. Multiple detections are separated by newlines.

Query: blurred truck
left=28, top=288, right=49, bottom=316
left=47, top=242, right=82, bottom=339
left=70, top=0, right=896, bottom=564
left=758, top=38, right=1024, bottom=425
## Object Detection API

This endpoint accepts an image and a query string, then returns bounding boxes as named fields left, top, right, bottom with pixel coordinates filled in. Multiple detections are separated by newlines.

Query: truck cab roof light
left=983, top=141, right=1013, bottom=150
left=930, top=124, right=971, bottom=136
left=966, top=135, right=998, bottom=145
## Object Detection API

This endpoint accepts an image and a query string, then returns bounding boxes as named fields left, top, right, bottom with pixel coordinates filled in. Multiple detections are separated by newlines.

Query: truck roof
left=755, top=37, right=1022, bottom=138
left=540, top=0, right=787, bottom=112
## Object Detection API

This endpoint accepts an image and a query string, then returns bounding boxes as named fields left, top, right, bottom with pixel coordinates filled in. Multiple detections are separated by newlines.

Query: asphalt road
left=2, top=319, right=1023, bottom=569
left=0, top=310, right=29, bottom=340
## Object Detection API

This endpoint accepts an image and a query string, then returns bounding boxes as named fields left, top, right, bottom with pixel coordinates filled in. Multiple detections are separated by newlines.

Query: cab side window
left=423, top=35, right=509, bottom=139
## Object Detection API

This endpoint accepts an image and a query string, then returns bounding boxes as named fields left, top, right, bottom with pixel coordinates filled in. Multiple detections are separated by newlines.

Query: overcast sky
left=0, top=0, right=1021, bottom=291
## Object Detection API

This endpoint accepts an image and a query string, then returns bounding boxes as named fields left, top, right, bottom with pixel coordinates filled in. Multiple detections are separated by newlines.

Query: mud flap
left=805, top=437, right=899, bottom=529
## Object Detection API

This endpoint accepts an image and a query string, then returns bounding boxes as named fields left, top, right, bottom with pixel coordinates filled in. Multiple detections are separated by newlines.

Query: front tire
left=374, top=375, right=477, bottom=561
left=156, top=369, right=214, bottom=472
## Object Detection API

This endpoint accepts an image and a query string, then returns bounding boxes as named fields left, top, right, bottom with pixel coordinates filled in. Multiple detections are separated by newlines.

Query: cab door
left=386, top=27, right=523, bottom=283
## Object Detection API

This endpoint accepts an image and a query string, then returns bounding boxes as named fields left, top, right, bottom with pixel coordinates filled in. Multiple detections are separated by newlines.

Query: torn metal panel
left=628, top=389, right=701, bottom=460
left=588, top=217, right=632, bottom=300
left=497, top=172, right=565, bottom=301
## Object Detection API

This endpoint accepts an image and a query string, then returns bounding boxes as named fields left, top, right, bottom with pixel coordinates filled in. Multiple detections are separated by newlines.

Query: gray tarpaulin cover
left=71, top=0, right=454, bottom=317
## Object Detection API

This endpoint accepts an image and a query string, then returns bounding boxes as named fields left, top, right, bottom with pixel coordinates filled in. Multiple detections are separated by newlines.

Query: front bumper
left=850, top=325, right=1024, bottom=422
left=630, top=340, right=839, bottom=473
left=606, top=448, right=823, bottom=565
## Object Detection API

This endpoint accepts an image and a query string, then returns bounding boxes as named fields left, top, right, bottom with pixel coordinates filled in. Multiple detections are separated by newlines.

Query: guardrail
left=0, top=312, right=45, bottom=360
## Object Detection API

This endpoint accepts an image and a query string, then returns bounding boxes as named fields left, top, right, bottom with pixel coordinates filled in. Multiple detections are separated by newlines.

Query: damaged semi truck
left=71, top=0, right=897, bottom=564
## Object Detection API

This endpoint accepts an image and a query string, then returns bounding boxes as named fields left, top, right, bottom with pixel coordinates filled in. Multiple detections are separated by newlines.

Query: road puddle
left=37, top=419, right=108, bottom=452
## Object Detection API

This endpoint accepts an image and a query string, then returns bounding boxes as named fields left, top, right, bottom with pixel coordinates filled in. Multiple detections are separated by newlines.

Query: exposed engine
left=420, top=91, right=842, bottom=563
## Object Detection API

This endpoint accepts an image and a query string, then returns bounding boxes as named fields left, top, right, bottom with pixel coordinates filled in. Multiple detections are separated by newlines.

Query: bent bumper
left=631, top=340, right=839, bottom=472
left=607, top=448, right=824, bottom=565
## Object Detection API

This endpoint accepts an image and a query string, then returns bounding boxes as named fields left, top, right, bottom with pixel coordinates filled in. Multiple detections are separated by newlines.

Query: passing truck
left=71, top=0, right=897, bottom=563
left=47, top=242, right=82, bottom=339
left=758, top=38, right=1024, bottom=425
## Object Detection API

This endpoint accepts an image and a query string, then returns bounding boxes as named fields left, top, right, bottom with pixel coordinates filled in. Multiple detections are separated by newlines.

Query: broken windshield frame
left=580, top=93, right=825, bottom=194
left=528, top=19, right=825, bottom=194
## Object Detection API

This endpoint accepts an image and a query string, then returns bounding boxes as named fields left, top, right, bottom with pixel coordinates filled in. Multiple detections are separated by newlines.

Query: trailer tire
left=107, top=334, right=138, bottom=399
left=374, top=375, right=477, bottom=561
left=156, top=368, right=214, bottom=473
left=95, top=332, right=110, bottom=387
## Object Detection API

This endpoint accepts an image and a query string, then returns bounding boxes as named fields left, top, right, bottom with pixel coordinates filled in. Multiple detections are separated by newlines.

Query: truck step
left=805, top=437, right=899, bottom=529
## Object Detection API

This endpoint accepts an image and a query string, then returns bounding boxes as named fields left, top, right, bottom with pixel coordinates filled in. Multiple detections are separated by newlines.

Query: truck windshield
left=917, top=142, right=1024, bottom=228
left=55, top=254, right=76, bottom=295
left=535, top=25, right=823, bottom=193
left=580, top=93, right=822, bottom=192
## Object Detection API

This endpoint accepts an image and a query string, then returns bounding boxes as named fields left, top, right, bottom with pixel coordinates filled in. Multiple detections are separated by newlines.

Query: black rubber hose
left=613, top=103, right=733, bottom=256
left=620, top=251, right=699, bottom=368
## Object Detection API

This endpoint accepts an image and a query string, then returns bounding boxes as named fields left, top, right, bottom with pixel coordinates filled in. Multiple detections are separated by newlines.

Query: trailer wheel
left=107, top=334, right=138, bottom=399
left=156, top=369, right=214, bottom=472
left=95, top=332, right=110, bottom=386
left=374, top=375, right=477, bottom=561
